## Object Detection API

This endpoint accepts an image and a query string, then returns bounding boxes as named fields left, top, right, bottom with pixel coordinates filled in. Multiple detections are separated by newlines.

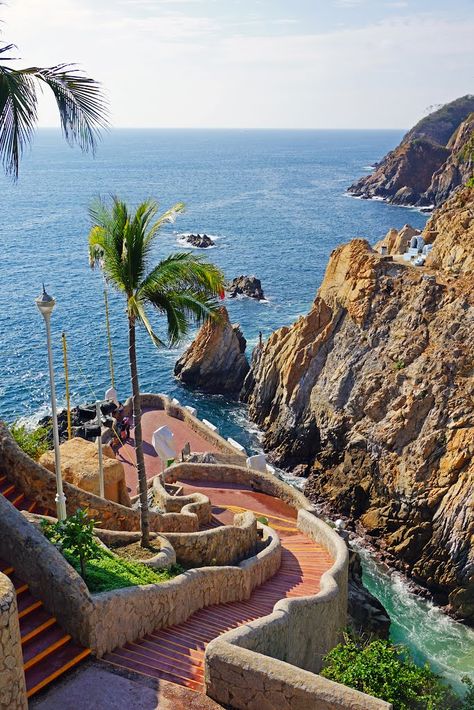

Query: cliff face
left=174, top=306, right=249, bottom=395
left=349, top=96, right=474, bottom=207
left=243, top=186, right=474, bottom=621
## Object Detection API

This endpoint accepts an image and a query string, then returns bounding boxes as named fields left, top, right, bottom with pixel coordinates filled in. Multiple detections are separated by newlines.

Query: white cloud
left=2, top=1, right=473, bottom=128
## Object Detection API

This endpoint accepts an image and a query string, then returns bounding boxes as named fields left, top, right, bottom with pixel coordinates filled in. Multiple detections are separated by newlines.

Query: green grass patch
left=63, top=546, right=183, bottom=593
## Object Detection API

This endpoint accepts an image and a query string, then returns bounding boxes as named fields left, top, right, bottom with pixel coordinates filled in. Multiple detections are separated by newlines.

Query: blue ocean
left=1, top=129, right=472, bottom=689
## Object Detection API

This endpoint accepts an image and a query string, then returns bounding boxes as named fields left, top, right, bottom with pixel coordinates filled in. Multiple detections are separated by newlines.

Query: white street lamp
left=35, top=286, right=67, bottom=521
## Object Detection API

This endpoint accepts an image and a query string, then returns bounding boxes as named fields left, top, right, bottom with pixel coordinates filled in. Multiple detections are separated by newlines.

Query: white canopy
left=152, top=425, right=176, bottom=463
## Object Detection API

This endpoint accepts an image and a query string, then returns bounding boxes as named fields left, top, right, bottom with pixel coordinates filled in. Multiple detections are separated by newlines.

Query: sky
left=2, top=0, right=474, bottom=129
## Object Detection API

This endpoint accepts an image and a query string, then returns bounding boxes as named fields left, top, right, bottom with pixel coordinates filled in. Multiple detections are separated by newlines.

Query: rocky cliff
left=349, top=95, right=474, bottom=207
left=243, top=186, right=474, bottom=622
left=174, top=306, right=249, bottom=395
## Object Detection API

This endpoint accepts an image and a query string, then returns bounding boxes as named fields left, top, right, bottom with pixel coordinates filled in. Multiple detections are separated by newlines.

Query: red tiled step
left=0, top=552, right=90, bottom=697
left=24, top=641, right=91, bottom=697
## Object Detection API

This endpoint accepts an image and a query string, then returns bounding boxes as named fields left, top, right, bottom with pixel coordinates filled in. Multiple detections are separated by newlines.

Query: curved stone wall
left=0, top=573, right=27, bottom=710
left=163, top=511, right=258, bottom=567
left=150, top=473, right=212, bottom=526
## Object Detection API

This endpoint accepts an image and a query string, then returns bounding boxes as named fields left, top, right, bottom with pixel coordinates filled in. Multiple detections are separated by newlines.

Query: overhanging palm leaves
left=0, top=42, right=108, bottom=178
left=88, top=197, right=225, bottom=546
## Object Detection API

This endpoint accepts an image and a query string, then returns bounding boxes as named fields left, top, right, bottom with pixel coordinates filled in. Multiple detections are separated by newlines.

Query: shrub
left=321, top=634, right=470, bottom=710
left=42, top=509, right=98, bottom=579
left=9, top=422, right=50, bottom=460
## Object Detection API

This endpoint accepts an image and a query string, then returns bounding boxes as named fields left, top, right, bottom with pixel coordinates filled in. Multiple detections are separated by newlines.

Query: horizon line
left=37, top=125, right=408, bottom=132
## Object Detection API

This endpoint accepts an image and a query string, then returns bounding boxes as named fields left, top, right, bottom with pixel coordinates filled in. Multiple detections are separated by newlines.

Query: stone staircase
left=102, top=511, right=332, bottom=693
left=0, top=475, right=91, bottom=698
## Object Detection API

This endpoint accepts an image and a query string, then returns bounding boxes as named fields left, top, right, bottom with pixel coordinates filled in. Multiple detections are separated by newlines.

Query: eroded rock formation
left=243, top=186, right=474, bottom=621
left=349, top=95, right=474, bottom=207
left=174, top=306, right=249, bottom=395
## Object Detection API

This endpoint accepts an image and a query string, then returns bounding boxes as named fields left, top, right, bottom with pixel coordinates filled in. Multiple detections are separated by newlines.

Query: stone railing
left=122, top=393, right=247, bottom=465
left=163, top=511, right=258, bottom=567
left=0, top=487, right=279, bottom=658
left=204, top=505, right=351, bottom=709
left=0, top=573, right=27, bottom=710
left=150, top=473, right=212, bottom=526
left=0, top=424, right=196, bottom=533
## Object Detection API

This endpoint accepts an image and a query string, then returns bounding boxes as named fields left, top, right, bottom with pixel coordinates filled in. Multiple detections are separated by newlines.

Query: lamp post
left=95, top=401, right=105, bottom=498
left=35, top=286, right=67, bottom=521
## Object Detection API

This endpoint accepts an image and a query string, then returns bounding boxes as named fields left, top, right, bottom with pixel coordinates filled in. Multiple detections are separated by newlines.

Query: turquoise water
left=357, top=544, right=474, bottom=694
left=2, top=128, right=470, bottom=688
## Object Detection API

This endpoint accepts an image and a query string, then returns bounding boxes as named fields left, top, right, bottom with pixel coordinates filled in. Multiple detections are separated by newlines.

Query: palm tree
left=0, top=41, right=108, bottom=178
left=88, top=197, right=225, bottom=546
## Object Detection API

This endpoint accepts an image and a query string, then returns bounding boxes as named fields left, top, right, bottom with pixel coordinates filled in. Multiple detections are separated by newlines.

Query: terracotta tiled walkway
left=116, top=408, right=222, bottom=492
left=101, top=482, right=333, bottom=693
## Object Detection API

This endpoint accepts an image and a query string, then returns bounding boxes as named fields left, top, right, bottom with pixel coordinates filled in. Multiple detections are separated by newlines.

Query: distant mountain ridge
left=349, top=95, right=474, bottom=207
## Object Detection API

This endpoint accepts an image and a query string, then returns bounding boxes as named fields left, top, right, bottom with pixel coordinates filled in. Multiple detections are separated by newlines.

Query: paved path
left=116, top=408, right=222, bottom=492
left=101, top=482, right=333, bottom=693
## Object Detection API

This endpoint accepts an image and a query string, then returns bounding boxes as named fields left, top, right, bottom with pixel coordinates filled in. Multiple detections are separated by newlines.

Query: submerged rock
left=226, top=275, right=265, bottom=300
left=243, top=186, right=474, bottom=622
left=174, top=306, right=249, bottom=395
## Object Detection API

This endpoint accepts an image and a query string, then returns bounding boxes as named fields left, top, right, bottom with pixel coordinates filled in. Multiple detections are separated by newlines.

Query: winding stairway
left=101, top=498, right=332, bottom=693
left=0, top=475, right=91, bottom=698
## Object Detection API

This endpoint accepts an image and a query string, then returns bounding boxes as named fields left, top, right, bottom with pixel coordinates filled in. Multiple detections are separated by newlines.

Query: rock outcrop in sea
left=226, top=275, right=265, bottom=301
left=174, top=306, right=249, bottom=395
left=180, top=233, right=215, bottom=248
left=242, top=185, right=474, bottom=622
left=349, top=95, right=474, bottom=207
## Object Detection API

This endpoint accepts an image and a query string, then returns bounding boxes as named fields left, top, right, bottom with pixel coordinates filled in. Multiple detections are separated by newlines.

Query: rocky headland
left=242, top=185, right=474, bottom=622
left=226, top=275, right=265, bottom=301
left=349, top=95, right=474, bottom=207
left=174, top=306, right=249, bottom=395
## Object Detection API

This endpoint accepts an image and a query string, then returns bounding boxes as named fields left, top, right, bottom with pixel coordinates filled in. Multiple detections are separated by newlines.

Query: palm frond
left=135, top=301, right=166, bottom=348
left=138, top=286, right=218, bottom=346
left=0, top=64, right=37, bottom=177
left=30, top=64, right=109, bottom=154
left=139, top=252, right=225, bottom=299
left=0, top=40, right=108, bottom=178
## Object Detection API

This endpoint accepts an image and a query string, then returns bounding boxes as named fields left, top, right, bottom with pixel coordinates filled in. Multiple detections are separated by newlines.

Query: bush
left=42, top=509, right=98, bottom=579
left=321, top=634, right=471, bottom=710
left=9, top=422, right=50, bottom=460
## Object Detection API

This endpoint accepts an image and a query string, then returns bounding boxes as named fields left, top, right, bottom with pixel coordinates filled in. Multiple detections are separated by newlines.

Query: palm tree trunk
left=128, top=314, right=150, bottom=547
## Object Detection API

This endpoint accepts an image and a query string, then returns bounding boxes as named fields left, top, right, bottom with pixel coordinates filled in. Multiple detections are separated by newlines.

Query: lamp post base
left=55, top=493, right=67, bottom=521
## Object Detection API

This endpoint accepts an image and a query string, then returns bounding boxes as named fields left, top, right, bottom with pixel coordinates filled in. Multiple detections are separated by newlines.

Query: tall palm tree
left=0, top=41, right=108, bottom=178
left=88, top=197, right=225, bottom=546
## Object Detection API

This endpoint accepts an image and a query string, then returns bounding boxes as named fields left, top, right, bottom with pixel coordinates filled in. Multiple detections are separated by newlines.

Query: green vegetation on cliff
left=322, top=635, right=474, bottom=710
left=9, top=422, right=50, bottom=460
left=403, top=95, right=474, bottom=147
